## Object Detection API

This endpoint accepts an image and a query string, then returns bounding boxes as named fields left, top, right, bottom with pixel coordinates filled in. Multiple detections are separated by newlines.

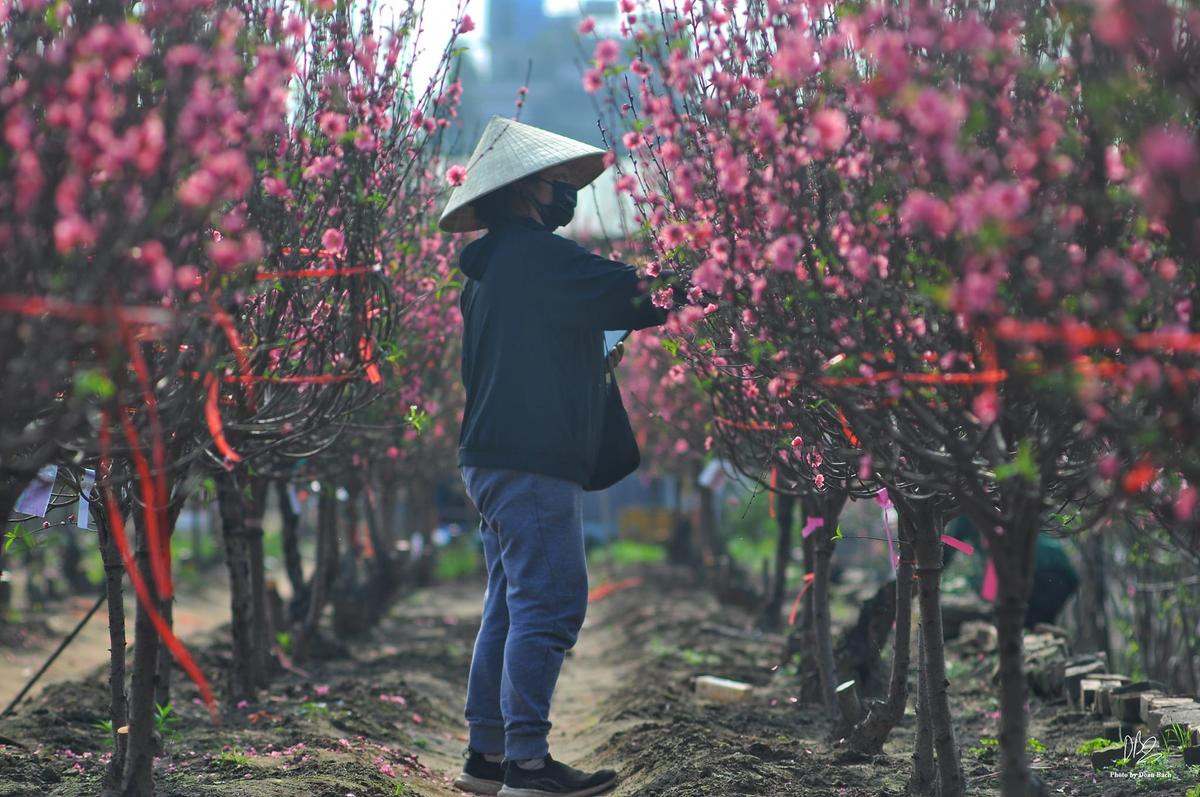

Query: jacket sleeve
left=539, top=243, right=684, bottom=331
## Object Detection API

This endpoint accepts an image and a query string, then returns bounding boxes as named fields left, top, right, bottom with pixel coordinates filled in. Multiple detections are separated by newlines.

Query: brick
left=694, top=675, right=753, bottom=703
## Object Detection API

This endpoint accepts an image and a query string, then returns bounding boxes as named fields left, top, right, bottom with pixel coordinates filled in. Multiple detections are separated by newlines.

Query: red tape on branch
left=120, top=317, right=173, bottom=600
left=209, top=302, right=257, bottom=412
left=787, top=572, right=816, bottom=626
left=358, top=336, right=382, bottom=385
left=204, top=373, right=242, bottom=462
left=0, top=293, right=173, bottom=326
left=995, top=318, right=1200, bottom=354
left=100, top=409, right=217, bottom=720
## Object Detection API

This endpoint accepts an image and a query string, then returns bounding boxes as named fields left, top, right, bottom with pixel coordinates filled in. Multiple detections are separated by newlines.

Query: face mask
left=535, top=178, right=577, bottom=230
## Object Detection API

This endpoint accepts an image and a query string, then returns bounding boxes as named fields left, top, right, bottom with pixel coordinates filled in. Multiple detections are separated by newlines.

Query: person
left=943, top=514, right=1079, bottom=628
left=439, top=116, right=681, bottom=797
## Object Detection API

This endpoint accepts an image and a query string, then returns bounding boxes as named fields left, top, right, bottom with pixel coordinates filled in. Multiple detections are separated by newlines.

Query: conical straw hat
left=438, top=116, right=608, bottom=233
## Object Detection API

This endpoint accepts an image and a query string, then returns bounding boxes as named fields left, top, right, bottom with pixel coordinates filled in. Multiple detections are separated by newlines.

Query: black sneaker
left=454, top=747, right=506, bottom=794
left=498, top=753, right=617, bottom=797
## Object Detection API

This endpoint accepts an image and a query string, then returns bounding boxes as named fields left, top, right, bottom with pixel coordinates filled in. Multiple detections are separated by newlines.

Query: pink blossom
left=1139, top=126, right=1197, bottom=173
left=446, top=165, right=467, bottom=186
left=771, top=30, right=817, bottom=82
left=583, top=68, right=604, bottom=93
left=209, top=232, right=263, bottom=271
left=908, top=88, right=964, bottom=140
left=660, top=224, right=687, bottom=248
left=972, top=391, right=999, bottom=424
left=898, top=190, right=955, bottom=238
left=302, top=155, right=338, bottom=181
left=594, top=39, right=620, bottom=68
left=861, top=116, right=901, bottom=143
left=982, top=182, right=1029, bottom=221
left=808, top=109, right=849, bottom=152
left=959, top=271, right=997, bottom=314
left=53, top=215, right=96, bottom=253
left=458, top=14, right=476, bottom=34
left=321, top=228, right=345, bottom=254
left=318, top=112, right=347, bottom=138
left=262, top=176, right=290, bottom=198
left=178, top=170, right=219, bottom=207
left=1176, top=487, right=1197, bottom=521
left=578, top=16, right=597, bottom=34
left=1105, top=145, right=1127, bottom=181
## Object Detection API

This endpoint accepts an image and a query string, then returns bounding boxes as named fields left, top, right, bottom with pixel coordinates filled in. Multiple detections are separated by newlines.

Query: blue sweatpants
left=459, top=465, right=589, bottom=761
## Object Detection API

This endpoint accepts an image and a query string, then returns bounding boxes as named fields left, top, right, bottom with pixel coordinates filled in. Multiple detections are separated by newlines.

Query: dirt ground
left=0, top=562, right=1196, bottom=796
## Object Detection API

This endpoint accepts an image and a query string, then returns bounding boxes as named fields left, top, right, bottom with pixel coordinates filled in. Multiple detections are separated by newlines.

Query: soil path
left=0, top=563, right=1190, bottom=796
left=0, top=575, right=235, bottom=709
left=395, top=569, right=649, bottom=795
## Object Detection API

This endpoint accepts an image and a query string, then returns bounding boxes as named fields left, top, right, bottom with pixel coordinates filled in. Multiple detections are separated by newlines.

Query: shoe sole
left=454, top=772, right=504, bottom=795
left=497, top=774, right=617, bottom=797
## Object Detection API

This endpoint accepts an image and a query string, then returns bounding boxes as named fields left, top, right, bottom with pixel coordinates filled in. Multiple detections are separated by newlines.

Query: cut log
left=1102, top=719, right=1139, bottom=742
left=694, top=675, right=753, bottom=703
left=1148, top=704, right=1200, bottom=738
left=1109, top=683, right=1166, bottom=724
left=1089, top=745, right=1130, bottom=770
left=1141, top=695, right=1193, bottom=725
left=1022, top=634, right=1072, bottom=699
left=1063, top=657, right=1107, bottom=707
left=1080, top=675, right=1129, bottom=714
left=1095, top=678, right=1135, bottom=717
left=835, top=679, right=863, bottom=728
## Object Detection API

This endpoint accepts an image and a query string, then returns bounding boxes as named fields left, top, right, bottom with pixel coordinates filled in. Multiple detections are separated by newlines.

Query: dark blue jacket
left=456, top=216, right=670, bottom=486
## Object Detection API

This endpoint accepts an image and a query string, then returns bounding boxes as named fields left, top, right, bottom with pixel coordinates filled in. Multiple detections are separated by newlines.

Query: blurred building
left=453, top=0, right=618, bottom=151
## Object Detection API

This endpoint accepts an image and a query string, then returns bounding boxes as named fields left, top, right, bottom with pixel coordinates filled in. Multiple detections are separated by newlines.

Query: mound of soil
left=0, top=563, right=1192, bottom=795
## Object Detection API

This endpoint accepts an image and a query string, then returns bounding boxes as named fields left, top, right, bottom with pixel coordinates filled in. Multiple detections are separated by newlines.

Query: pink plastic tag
left=941, top=534, right=975, bottom=555
left=980, top=557, right=998, bottom=602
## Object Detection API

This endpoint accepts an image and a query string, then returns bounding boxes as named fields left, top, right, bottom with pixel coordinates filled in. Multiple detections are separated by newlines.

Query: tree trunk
left=216, top=467, right=255, bottom=704
left=807, top=492, right=846, bottom=724
left=989, top=507, right=1040, bottom=797
left=913, top=519, right=963, bottom=797
left=362, top=483, right=395, bottom=590
left=759, top=492, right=795, bottom=631
left=697, top=482, right=723, bottom=567
left=152, top=484, right=188, bottom=710
left=0, top=481, right=28, bottom=621
left=378, top=473, right=400, bottom=553
left=849, top=516, right=916, bottom=755
left=275, top=479, right=306, bottom=602
left=96, top=509, right=128, bottom=792
left=910, top=625, right=935, bottom=796
left=246, top=476, right=271, bottom=689
left=120, top=510, right=161, bottom=797
left=1076, top=531, right=1110, bottom=661
left=293, top=488, right=338, bottom=662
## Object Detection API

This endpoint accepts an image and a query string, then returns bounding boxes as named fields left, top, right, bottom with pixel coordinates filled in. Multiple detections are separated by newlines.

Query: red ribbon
left=787, top=572, right=816, bottom=626
left=204, top=373, right=242, bottom=462
left=99, top=409, right=217, bottom=720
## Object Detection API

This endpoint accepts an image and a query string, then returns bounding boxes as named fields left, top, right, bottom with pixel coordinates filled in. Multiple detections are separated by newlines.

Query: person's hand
left=606, top=340, right=625, bottom=369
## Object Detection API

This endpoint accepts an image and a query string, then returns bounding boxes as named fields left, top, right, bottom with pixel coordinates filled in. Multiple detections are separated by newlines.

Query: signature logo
left=1121, top=731, right=1158, bottom=764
